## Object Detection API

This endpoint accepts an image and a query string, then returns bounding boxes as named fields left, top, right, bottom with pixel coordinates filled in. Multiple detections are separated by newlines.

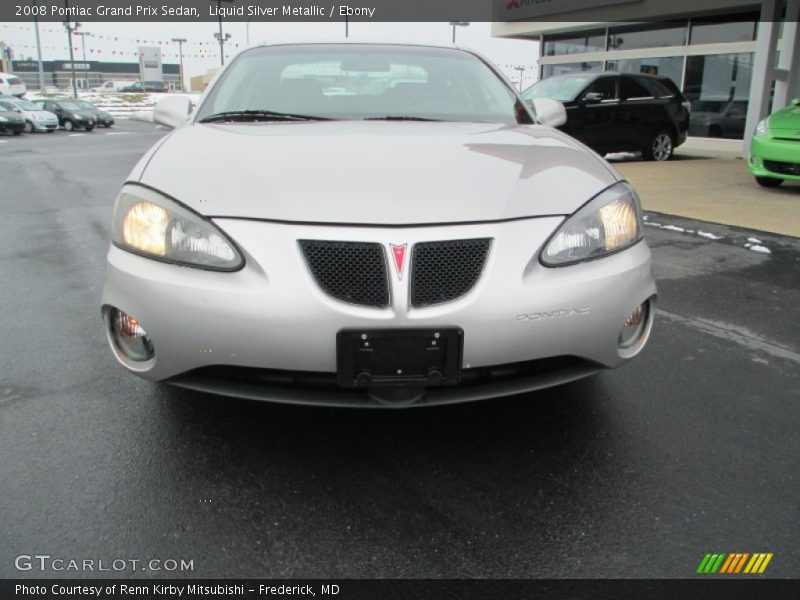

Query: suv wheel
left=643, top=131, right=674, bottom=161
left=755, top=176, right=783, bottom=188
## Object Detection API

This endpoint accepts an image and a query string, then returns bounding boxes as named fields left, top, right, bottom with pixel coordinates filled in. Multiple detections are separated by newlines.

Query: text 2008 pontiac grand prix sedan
left=101, top=43, right=656, bottom=407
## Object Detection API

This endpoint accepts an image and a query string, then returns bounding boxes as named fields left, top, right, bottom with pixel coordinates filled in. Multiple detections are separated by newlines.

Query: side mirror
left=791, top=98, right=800, bottom=107
left=153, top=95, right=192, bottom=128
left=531, top=98, right=567, bottom=128
left=582, top=92, right=604, bottom=103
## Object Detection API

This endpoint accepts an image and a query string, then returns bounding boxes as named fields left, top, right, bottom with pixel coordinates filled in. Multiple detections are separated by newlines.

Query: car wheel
left=24, top=121, right=33, bottom=133
left=85, top=125, right=95, bottom=132
left=755, top=176, right=783, bottom=188
left=63, top=120, right=74, bottom=132
left=642, top=131, right=674, bottom=161
left=13, top=130, right=22, bottom=136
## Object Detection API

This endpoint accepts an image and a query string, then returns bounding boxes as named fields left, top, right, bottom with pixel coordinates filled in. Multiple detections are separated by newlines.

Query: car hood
left=34, top=110, right=57, bottom=120
left=139, top=121, right=617, bottom=225
left=767, top=104, right=800, bottom=130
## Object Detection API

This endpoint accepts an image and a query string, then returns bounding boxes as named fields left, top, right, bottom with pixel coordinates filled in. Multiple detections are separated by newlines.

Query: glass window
left=690, top=14, right=758, bottom=45
left=522, top=75, right=595, bottom=102
left=605, top=56, right=684, bottom=89
left=199, top=44, right=525, bottom=124
left=620, top=77, right=652, bottom=100
left=683, top=53, right=754, bottom=139
left=542, top=61, right=604, bottom=78
left=543, top=29, right=606, bottom=56
left=608, top=23, right=687, bottom=51
left=584, top=76, right=618, bottom=101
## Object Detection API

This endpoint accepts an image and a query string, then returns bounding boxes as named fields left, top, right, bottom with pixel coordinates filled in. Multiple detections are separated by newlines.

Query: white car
left=6, top=97, right=59, bottom=132
left=90, top=80, right=129, bottom=93
left=0, top=73, right=26, bottom=97
left=102, top=43, right=656, bottom=407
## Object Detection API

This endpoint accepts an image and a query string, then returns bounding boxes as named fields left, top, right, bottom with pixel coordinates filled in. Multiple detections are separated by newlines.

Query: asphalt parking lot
left=1, top=121, right=799, bottom=578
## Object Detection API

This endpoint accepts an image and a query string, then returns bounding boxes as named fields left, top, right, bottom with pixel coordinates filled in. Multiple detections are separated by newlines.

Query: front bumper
left=102, top=217, right=656, bottom=405
left=0, top=121, right=25, bottom=133
left=33, top=120, right=58, bottom=132
left=749, top=134, right=800, bottom=181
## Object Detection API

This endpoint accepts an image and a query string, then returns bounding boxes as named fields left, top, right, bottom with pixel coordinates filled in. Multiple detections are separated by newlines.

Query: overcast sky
left=0, top=21, right=540, bottom=89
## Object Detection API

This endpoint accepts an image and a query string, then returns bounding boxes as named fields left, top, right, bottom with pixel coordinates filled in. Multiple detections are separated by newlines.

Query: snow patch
left=747, top=237, right=762, bottom=244
left=749, top=245, right=771, bottom=254
left=697, top=231, right=723, bottom=240
left=660, top=225, right=685, bottom=232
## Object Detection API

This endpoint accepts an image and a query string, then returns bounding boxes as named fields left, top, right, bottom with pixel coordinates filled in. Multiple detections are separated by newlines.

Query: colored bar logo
left=697, top=553, right=773, bottom=574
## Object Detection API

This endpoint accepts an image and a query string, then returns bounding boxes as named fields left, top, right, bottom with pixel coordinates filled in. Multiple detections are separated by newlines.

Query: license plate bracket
left=337, top=328, right=463, bottom=388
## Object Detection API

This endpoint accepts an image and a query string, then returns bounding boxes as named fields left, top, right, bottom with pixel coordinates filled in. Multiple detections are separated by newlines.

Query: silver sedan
left=102, top=43, right=656, bottom=407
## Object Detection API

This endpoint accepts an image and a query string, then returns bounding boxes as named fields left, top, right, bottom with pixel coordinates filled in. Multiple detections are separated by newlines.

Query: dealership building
left=8, top=59, right=181, bottom=92
left=493, top=0, right=799, bottom=154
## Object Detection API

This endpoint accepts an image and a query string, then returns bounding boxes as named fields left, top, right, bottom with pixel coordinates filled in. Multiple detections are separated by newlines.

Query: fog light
left=619, top=302, right=648, bottom=349
left=109, top=308, right=154, bottom=361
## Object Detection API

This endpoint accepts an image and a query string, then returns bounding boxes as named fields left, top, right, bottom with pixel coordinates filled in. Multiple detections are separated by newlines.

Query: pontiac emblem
left=389, top=244, right=408, bottom=280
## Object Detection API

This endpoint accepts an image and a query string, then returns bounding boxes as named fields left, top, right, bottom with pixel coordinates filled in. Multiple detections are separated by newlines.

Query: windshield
left=197, top=44, right=528, bottom=124
left=14, top=99, right=38, bottom=110
left=0, top=100, right=20, bottom=111
left=58, top=102, right=81, bottom=110
left=522, top=76, right=594, bottom=102
left=76, top=101, right=96, bottom=109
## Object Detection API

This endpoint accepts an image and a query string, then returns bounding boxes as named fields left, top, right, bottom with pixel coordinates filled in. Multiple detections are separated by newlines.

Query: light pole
left=74, top=31, right=90, bottom=63
left=211, top=0, right=236, bottom=66
left=63, top=0, right=80, bottom=98
left=214, top=32, right=232, bottom=65
left=449, top=21, right=469, bottom=44
left=172, top=38, right=186, bottom=91
left=33, top=0, right=45, bottom=90
left=513, top=66, right=526, bottom=92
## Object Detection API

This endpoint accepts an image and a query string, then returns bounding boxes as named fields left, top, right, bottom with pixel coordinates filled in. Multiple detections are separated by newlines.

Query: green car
left=749, top=97, right=800, bottom=187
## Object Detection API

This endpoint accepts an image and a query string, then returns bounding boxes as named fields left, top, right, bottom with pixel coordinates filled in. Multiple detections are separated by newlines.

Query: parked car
left=0, top=99, right=26, bottom=135
left=73, top=100, right=115, bottom=128
left=90, top=80, right=129, bottom=93
left=119, top=81, right=169, bottom=93
left=688, top=99, right=748, bottom=139
left=0, top=73, right=26, bottom=97
left=101, top=43, right=656, bottom=407
left=522, top=72, right=690, bottom=161
left=33, top=99, right=96, bottom=131
left=749, top=97, right=800, bottom=188
left=6, top=97, right=59, bottom=132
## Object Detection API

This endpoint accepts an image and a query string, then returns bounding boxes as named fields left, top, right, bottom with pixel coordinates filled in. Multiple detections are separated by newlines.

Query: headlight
left=541, top=182, right=643, bottom=266
left=755, top=119, right=767, bottom=137
left=111, top=185, right=243, bottom=270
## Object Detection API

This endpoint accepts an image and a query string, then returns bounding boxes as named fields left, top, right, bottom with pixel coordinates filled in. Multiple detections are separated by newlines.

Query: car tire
left=24, top=121, right=33, bottom=133
left=85, top=125, right=95, bottom=132
left=755, top=176, right=783, bottom=188
left=63, top=120, right=74, bottom=132
left=642, top=130, right=674, bottom=162
left=13, top=130, right=22, bottom=136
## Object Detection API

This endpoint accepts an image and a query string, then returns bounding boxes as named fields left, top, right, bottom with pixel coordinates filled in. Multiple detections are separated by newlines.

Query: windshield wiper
left=199, top=110, right=331, bottom=123
left=363, top=116, right=444, bottom=122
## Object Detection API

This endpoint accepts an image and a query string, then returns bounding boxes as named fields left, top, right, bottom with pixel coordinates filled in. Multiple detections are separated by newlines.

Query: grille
left=410, top=238, right=492, bottom=307
left=763, top=160, right=800, bottom=176
left=299, top=240, right=389, bottom=308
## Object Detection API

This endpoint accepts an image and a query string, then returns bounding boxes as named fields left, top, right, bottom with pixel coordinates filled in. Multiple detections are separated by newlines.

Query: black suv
left=523, top=72, right=690, bottom=161
left=119, top=81, right=169, bottom=93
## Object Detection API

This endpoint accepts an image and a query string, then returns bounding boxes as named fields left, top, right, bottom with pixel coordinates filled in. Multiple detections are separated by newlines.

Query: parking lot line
left=68, top=133, right=85, bottom=137
left=106, top=131, right=131, bottom=135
